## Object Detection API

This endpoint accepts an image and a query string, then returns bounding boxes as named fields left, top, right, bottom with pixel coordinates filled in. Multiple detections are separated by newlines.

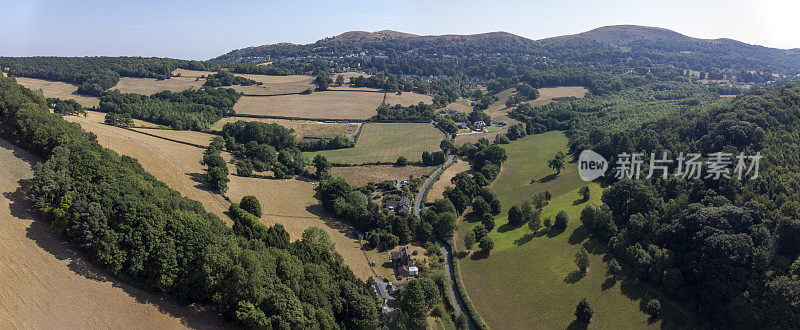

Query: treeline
left=376, top=102, right=437, bottom=122
left=203, top=70, right=259, bottom=87
left=575, top=81, right=800, bottom=327
left=46, top=98, right=86, bottom=116
left=0, top=77, right=379, bottom=328
left=98, top=88, right=240, bottom=130
left=0, top=56, right=206, bottom=96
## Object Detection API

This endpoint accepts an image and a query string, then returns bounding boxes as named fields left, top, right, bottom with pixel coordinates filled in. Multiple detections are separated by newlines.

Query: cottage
left=391, top=180, right=408, bottom=190
left=439, top=108, right=460, bottom=115
left=385, top=196, right=411, bottom=214
left=389, top=246, right=417, bottom=277
left=454, top=122, right=469, bottom=129
left=473, top=121, right=487, bottom=130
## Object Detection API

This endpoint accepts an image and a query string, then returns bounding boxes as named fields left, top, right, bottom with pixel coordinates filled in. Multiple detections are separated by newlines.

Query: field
left=306, top=123, right=445, bottom=164
left=14, top=77, right=100, bottom=108
left=130, top=128, right=219, bottom=146
left=231, top=74, right=314, bottom=95
left=64, top=112, right=372, bottom=279
left=455, top=132, right=667, bottom=329
left=330, top=165, right=435, bottom=186
left=234, top=90, right=433, bottom=120
left=210, top=117, right=358, bottom=138
left=0, top=138, right=226, bottom=329
left=426, top=159, right=471, bottom=201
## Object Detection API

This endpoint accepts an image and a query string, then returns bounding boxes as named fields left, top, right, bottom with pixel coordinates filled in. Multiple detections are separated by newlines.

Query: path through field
left=0, top=138, right=226, bottom=329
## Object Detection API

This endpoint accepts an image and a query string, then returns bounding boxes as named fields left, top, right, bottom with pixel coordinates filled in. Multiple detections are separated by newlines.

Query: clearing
left=64, top=112, right=371, bottom=279
left=306, top=123, right=445, bottom=164
left=109, top=69, right=215, bottom=95
left=0, top=138, right=226, bottom=329
left=231, top=74, right=314, bottom=95
left=14, top=77, right=100, bottom=108
left=455, top=132, right=670, bottom=329
left=426, top=159, right=471, bottom=201
left=330, top=165, right=435, bottom=187
left=210, top=117, right=358, bottom=138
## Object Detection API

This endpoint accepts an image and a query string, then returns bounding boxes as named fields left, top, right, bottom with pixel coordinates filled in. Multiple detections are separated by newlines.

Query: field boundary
left=445, top=239, right=489, bottom=330
left=123, top=127, right=209, bottom=149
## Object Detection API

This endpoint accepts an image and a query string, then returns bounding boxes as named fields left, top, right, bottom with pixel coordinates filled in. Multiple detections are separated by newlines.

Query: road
left=413, top=152, right=476, bottom=330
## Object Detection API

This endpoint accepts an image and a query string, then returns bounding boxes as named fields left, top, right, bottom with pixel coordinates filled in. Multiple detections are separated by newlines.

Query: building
left=385, top=196, right=411, bottom=214
left=389, top=246, right=417, bottom=277
left=454, top=122, right=468, bottom=129
left=391, top=180, right=408, bottom=190
left=440, top=108, right=460, bottom=115
left=473, top=121, right=487, bottom=130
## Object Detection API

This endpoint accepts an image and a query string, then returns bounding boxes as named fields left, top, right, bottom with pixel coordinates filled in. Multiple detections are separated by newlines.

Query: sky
left=2, top=0, right=800, bottom=60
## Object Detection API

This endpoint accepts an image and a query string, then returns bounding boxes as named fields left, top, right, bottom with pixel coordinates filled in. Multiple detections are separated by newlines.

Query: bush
left=575, top=298, right=594, bottom=323
left=240, top=196, right=262, bottom=217
left=645, top=299, right=661, bottom=317
left=464, top=230, right=475, bottom=249
left=396, top=156, right=408, bottom=166
left=479, top=236, right=494, bottom=254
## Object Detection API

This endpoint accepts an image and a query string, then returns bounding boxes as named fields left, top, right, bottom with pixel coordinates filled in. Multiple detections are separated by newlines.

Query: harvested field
left=307, top=123, right=445, bottom=164
left=211, top=117, right=358, bottom=138
left=64, top=112, right=371, bottom=279
left=14, top=77, right=100, bottom=108
left=0, top=138, right=226, bottom=329
left=426, top=159, right=471, bottom=201
left=454, top=130, right=506, bottom=145
left=384, top=91, right=433, bottom=105
left=225, top=177, right=372, bottom=279
left=523, top=86, right=589, bottom=107
left=130, top=128, right=219, bottom=146
left=111, top=76, right=205, bottom=95
left=234, top=91, right=384, bottom=119
left=172, top=68, right=215, bottom=79
left=330, top=165, right=435, bottom=187
left=231, top=74, right=314, bottom=95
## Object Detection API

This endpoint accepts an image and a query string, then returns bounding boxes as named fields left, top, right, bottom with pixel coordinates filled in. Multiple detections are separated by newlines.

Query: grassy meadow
left=455, top=131, right=669, bottom=329
left=306, top=123, right=444, bottom=164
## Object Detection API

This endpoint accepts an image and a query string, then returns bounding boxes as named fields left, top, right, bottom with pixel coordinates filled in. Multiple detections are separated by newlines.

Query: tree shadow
left=496, top=221, right=519, bottom=233
left=601, top=276, right=617, bottom=291
left=566, top=320, right=589, bottom=330
left=469, top=250, right=490, bottom=260
left=514, top=233, right=533, bottom=246
left=563, top=270, right=586, bottom=284
left=5, top=178, right=228, bottom=329
left=572, top=198, right=588, bottom=206
left=546, top=225, right=566, bottom=237
left=463, top=212, right=481, bottom=224
left=568, top=225, right=588, bottom=245
left=537, top=172, right=558, bottom=184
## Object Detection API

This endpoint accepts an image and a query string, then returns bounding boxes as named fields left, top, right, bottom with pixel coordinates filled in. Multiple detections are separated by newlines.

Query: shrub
left=645, top=299, right=661, bottom=317
left=240, top=195, right=262, bottom=217
left=575, top=298, right=594, bottom=323
left=396, top=156, right=408, bottom=166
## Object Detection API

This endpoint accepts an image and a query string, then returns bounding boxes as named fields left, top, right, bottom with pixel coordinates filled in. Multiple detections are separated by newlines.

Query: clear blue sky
left=2, top=0, right=798, bottom=60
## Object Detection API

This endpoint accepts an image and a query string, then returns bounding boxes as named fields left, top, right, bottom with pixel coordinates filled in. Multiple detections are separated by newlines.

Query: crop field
left=426, top=159, right=471, bottom=201
left=14, top=77, right=100, bottom=108
left=210, top=117, right=358, bottom=138
left=234, top=91, right=384, bottom=119
left=330, top=164, right=435, bottom=186
left=172, top=68, right=216, bottom=78
left=130, top=127, right=219, bottom=146
left=524, top=86, right=589, bottom=107
left=454, top=132, right=667, bottom=329
left=384, top=91, right=433, bottom=105
left=0, top=138, right=226, bottom=329
left=231, top=74, right=314, bottom=95
left=306, top=123, right=445, bottom=164
left=64, top=112, right=371, bottom=279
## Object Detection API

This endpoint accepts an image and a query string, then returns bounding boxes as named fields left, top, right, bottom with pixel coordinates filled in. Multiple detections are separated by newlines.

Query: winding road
left=413, top=152, right=477, bottom=330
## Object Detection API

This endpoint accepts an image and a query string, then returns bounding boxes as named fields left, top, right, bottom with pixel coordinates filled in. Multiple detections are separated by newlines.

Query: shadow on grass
left=514, top=233, right=532, bottom=246
left=566, top=320, right=589, bottom=330
left=455, top=251, right=470, bottom=259
left=469, top=250, right=491, bottom=260
left=537, top=172, right=559, bottom=184
left=497, top=221, right=520, bottom=233
left=568, top=225, right=588, bottom=245
left=572, top=198, right=588, bottom=206
left=564, top=270, right=586, bottom=284
left=546, top=225, right=566, bottom=237
left=601, top=276, right=617, bottom=291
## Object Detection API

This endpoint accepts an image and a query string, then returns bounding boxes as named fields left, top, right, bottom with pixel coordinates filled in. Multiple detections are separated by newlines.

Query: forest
left=0, top=76, right=379, bottom=328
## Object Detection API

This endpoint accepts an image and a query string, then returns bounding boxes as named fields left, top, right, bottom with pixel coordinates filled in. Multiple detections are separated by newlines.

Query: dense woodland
left=0, top=77, right=379, bottom=328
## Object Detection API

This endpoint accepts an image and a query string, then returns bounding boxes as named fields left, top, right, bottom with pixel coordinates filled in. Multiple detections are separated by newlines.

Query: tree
left=555, top=210, right=569, bottom=229
left=479, top=236, right=494, bottom=254
left=314, top=71, right=332, bottom=91
left=575, top=298, right=594, bottom=324
left=528, top=210, right=542, bottom=232
left=396, top=156, right=408, bottom=166
left=606, top=259, right=622, bottom=277
left=472, top=224, right=488, bottom=241
left=645, top=299, right=661, bottom=317
left=481, top=213, right=495, bottom=232
left=508, top=205, right=523, bottom=226
left=464, top=231, right=475, bottom=250
left=335, top=74, right=345, bottom=86
left=472, top=196, right=490, bottom=215
left=548, top=151, right=566, bottom=174
left=440, top=139, right=456, bottom=153
left=575, top=247, right=590, bottom=273
left=543, top=217, right=552, bottom=228
left=579, top=186, right=590, bottom=201
left=521, top=202, right=533, bottom=221
left=240, top=196, right=262, bottom=217
left=313, top=154, right=331, bottom=178
left=302, top=226, right=335, bottom=250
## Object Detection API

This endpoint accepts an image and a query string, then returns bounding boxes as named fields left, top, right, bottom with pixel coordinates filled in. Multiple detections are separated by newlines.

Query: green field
left=455, top=132, right=670, bottom=329
left=305, top=123, right=444, bottom=164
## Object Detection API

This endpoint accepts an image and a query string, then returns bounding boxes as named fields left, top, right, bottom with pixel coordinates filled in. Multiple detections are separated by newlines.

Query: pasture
left=130, top=127, right=219, bottom=146
left=330, top=164, right=435, bottom=187
left=211, top=117, right=358, bottom=138
left=0, top=138, right=225, bottom=329
left=306, top=123, right=445, bottom=164
left=231, top=73, right=314, bottom=95
left=455, top=132, right=666, bottom=329
left=15, top=77, right=100, bottom=108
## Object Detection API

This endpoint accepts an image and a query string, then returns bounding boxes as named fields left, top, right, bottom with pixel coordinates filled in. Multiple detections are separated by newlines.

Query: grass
left=14, top=77, right=100, bottom=108
left=427, top=159, right=471, bottom=201
left=210, top=117, right=358, bottom=137
left=306, top=123, right=445, bottom=164
left=330, top=165, right=436, bottom=187
left=455, top=131, right=665, bottom=329
left=130, top=127, right=219, bottom=146
left=231, top=74, right=315, bottom=95
left=110, top=76, right=205, bottom=95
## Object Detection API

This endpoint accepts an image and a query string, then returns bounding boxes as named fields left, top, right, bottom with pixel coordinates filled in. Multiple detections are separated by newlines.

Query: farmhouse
left=389, top=246, right=418, bottom=277
left=454, top=122, right=469, bottom=129
left=473, top=121, right=487, bottom=130
left=391, top=180, right=408, bottom=190
left=385, top=196, right=411, bottom=214
left=440, top=108, right=460, bottom=115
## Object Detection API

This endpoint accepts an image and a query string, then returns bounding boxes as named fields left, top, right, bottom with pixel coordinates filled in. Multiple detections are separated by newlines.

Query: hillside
left=213, top=25, right=800, bottom=77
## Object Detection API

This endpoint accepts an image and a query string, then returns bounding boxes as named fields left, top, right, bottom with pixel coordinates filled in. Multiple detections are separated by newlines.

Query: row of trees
left=0, top=77, right=380, bottom=328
